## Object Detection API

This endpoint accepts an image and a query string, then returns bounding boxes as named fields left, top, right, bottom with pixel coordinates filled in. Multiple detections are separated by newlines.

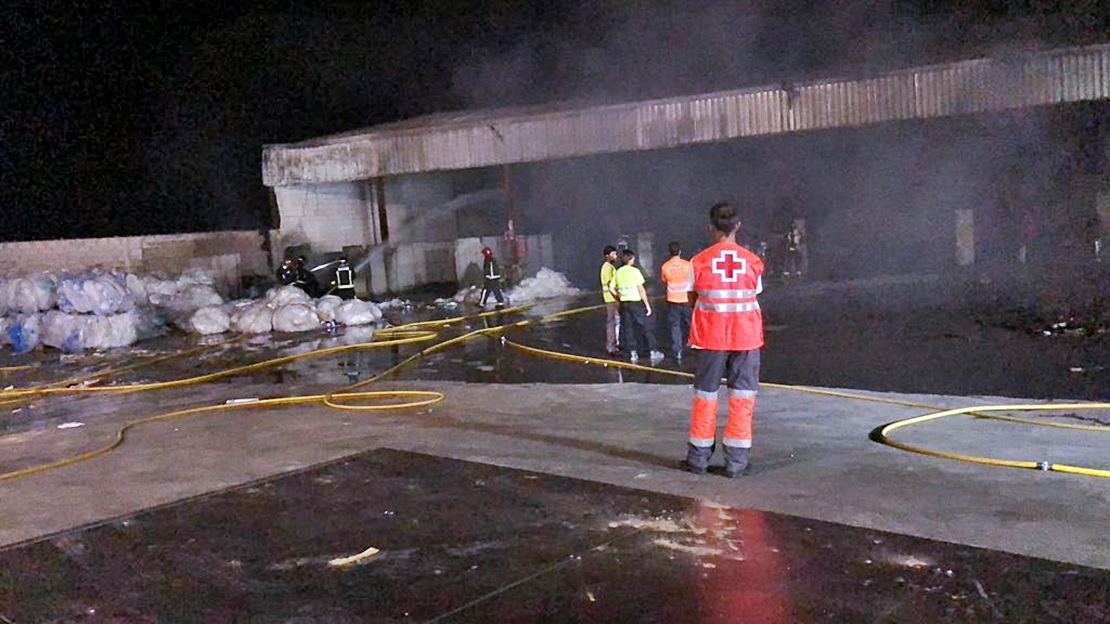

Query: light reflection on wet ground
left=1, top=449, right=1106, bottom=623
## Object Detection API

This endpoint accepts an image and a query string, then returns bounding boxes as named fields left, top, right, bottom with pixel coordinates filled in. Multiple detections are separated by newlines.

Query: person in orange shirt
left=660, top=241, right=693, bottom=360
left=683, top=202, right=764, bottom=477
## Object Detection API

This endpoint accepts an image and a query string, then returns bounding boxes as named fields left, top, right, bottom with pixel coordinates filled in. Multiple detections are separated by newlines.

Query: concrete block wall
left=385, top=242, right=456, bottom=292
left=273, top=182, right=377, bottom=257
left=522, top=234, right=555, bottom=276
left=351, top=242, right=452, bottom=298
left=363, top=252, right=388, bottom=295
left=0, top=238, right=142, bottom=274
left=0, top=231, right=268, bottom=297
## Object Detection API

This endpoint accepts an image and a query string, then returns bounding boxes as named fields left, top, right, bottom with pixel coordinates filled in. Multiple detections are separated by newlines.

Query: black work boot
left=723, top=446, right=750, bottom=478
left=681, top=443, right=714, bottom=475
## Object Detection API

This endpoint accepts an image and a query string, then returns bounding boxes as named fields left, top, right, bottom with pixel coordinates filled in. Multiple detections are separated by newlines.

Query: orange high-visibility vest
left=660, top=256, right=692, bottom=303
left=688, top=241, right=764, bottom=351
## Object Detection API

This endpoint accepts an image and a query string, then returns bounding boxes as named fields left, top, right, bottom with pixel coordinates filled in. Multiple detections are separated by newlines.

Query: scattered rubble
left=990, top=307, right=1108, bottom=338
left=445, top=267, right=580, bottom=309
left=507, top=268, right=581, bottom=302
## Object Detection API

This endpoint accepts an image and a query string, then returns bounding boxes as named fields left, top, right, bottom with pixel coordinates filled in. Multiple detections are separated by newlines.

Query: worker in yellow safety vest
left=610, top=249, right=662, bottom=364
left=600, top=245, right=621, bottom=355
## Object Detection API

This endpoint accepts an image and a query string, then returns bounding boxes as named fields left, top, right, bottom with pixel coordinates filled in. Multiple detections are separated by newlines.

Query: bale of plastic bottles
left=0, top=269, right=388, bottom=352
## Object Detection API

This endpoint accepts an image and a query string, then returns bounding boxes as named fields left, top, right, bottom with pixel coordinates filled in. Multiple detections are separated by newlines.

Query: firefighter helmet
left=481, top=247, right=493, bottom=258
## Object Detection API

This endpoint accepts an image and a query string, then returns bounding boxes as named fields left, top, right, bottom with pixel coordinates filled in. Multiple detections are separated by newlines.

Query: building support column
left=375, top=177, right=390, bottom=243
left=502, top=164, right=521, bottom=284
left=956, top=209, right=975, bottom=267
left=374, top=177, right=392, bottom=294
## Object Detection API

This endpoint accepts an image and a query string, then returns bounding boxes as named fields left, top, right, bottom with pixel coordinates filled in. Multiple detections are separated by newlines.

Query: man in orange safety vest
left=660, top=241, right=693, bottom=360
left=683, top=202, right=764, bottom=477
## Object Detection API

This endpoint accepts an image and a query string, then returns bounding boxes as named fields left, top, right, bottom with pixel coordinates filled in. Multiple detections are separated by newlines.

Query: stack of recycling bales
left=0, top=270, right=383, bottom=353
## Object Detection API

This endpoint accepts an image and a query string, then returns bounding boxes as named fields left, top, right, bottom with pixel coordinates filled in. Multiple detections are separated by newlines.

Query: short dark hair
left=709, top=202, right=741, bottom=234
left=668, top=241, right=681, bottom=256
left=603, top=245, right=617, bottom=255
left=620, top=249, right=636, bottom=263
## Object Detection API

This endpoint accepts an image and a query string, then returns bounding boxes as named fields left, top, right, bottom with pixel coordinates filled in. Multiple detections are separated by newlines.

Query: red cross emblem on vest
left=711, top=249, right=747, bottom=283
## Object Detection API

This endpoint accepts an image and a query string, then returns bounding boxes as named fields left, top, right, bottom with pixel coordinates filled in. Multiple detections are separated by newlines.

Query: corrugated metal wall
left=262, top=43, right=1110, bottom=186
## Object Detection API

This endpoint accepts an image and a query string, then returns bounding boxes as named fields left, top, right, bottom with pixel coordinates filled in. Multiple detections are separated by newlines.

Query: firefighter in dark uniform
left=277, top=259, right=297, bottom=286
left=293, top=255, right=319, bottom=297
left=480, top=246, right=506, bottom=308
left=783, top=219, right=806, bottom=278
left=331, top=257, right=357, bottom=300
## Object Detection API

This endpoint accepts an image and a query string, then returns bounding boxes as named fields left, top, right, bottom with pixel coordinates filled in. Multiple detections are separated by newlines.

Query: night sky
left=2, top=1, right=1107, bottom=242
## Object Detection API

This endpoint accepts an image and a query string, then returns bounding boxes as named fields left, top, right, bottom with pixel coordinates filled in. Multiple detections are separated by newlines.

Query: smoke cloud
left=447, top=1, right=1108, bottom=286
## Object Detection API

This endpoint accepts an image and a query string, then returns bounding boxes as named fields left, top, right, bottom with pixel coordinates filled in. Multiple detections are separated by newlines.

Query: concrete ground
left=0, top=273, right=1107, bottom=620
left=2, top=373, right=1108, bottom=570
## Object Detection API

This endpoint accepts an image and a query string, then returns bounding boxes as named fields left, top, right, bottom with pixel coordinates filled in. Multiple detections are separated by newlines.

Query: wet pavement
left=2, top=449, right=1108, bottom=623
left=0, top=272, right=1107, bottom=621
left=0, top=272, right=1105, bottom=402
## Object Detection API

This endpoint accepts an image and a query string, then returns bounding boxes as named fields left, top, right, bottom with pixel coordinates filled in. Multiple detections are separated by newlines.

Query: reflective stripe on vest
left=336, top=267, right=354, bottom=289
left=617, top=282, right=639, bottom=301
left=613, top=265, right=643, bottom=302
left=661, top=257, right=692, bottom=303
left=666, top=282, right=688, bottom=296
left=665, top=280, right=690, bottom=304
left=698, top=288, right=760, bottom=299
left=695, top=300, right=760, bottom=313
left=689, top=241, right=764, bottom=351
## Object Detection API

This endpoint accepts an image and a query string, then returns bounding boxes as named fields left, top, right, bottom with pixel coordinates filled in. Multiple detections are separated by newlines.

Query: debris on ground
left=444, top=268, right=580, bottom=310
left=507, top=268, right=580, bottom=302
left=1037, top=314, right=1107, bottom=337
left=982, top=304, right=1108, bottom=339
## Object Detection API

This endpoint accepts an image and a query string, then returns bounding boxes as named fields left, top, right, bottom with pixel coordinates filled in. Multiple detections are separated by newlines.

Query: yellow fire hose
left=870, top=403, right=1110, bottom=478
left=1, top=299, right=1107, bottom=481
left=0, top=304, right=540, bottom=482
left=501, top=337, right=1110, bottom=479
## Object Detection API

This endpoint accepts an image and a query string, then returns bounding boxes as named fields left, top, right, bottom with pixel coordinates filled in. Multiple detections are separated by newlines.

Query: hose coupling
left=1035, top=461, right=1051, bottom=471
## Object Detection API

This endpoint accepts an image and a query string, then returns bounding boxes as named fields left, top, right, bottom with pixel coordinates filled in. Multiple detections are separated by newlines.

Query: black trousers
left=481, top=280, right=505, bottom=305
left=667, top=302, right=692, bottom=355
left=619, top=300, right=656, bottom=355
